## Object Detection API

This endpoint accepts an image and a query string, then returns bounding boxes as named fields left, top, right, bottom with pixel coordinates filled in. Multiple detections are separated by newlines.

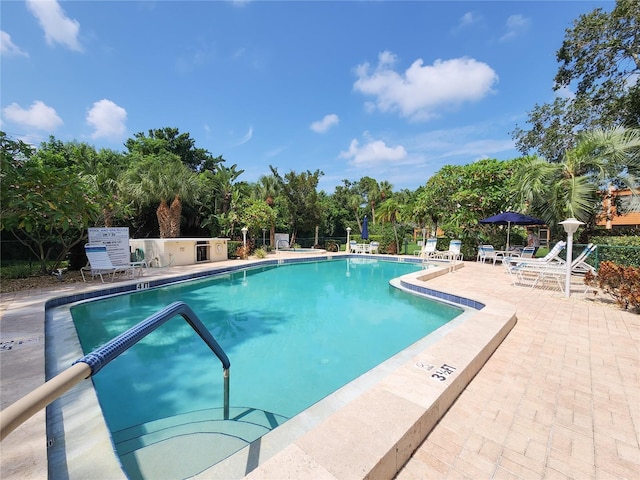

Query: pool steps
left=113, top=407, right=287, bottom=479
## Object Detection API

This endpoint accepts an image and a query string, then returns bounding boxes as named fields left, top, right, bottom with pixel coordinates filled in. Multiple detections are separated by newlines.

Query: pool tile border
left=43, top=255, right=505, bottom=480
left=45, top=255, right=474, bottom=313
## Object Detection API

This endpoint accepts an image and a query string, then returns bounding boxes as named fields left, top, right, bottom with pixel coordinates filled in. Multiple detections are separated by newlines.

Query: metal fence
left=580, top=243, right=640, bottom=269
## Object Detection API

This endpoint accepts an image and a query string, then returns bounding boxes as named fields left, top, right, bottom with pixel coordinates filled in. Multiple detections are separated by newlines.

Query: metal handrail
left=0, top=301, right=230, bottom=441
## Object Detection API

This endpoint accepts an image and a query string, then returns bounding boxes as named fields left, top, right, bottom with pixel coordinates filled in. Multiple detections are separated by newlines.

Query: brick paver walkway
left=396, top=262, right=639, bottom=479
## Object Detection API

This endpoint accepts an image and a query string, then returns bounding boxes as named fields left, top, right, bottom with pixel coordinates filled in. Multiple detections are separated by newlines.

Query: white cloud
left=310, top=114, right=339, bottom=133
left=86, top=99, right=127, bottom=140
left=0, top=31, right=29, bottom=57
left=26, top=0, right=82, bottom=52
left=500, top=14, right=530, bottom=42
left=353, top=51, right=498, bottom=121
left=554, top=85, right=575, bottom=100
left=339, top=135, right=407, bottom=167
left=237, top=126, right=253, bottom=145
left=3, top=100, right=63, bottom=130
left=455, top=12, right=480, bottom=31
left=410, top=125, right=516, bottom=161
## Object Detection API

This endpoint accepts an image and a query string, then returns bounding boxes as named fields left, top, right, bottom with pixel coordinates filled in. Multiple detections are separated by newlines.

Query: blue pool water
left=70, top=259, right=462, bottom=476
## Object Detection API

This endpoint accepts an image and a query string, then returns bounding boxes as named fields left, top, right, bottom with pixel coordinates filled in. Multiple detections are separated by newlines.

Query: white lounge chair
left=130, top=247, right=148, bottom=275
left=519, top=246, right=536, bottom=259
left=369, top=241, right=380, bottom=254
left=568, top=243, right=597, bottom=275
left=81, top=244, right=137, bottom=283
left=432, top=239, right=463, bottom=262
left=414, top=238, right=438, bottom=260
left=477, top=245, right=505, bottom=265
left=504, top=240, right=566, bottom=271
left=350, top=241, right=364, bottom=254
left=506, top=243, right=596, bottom=290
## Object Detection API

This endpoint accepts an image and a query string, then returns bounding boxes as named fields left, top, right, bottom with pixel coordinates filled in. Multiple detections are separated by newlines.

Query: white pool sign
left=88, top=227, right=130, bottom=265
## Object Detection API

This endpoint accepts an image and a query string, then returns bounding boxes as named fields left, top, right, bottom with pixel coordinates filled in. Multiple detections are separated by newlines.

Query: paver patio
left=395, top=261, right=639, bottom=480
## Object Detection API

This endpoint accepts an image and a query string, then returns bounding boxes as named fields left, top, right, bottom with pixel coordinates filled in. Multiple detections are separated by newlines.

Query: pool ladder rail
left=0, top=301, right=231, bottom=441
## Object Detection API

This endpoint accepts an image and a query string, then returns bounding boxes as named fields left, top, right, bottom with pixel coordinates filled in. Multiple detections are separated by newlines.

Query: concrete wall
left=130, top=238, right=228, bottom=267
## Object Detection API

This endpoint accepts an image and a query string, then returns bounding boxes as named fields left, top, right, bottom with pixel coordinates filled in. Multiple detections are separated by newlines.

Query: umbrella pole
left=506, top=221, right=511, bottom=250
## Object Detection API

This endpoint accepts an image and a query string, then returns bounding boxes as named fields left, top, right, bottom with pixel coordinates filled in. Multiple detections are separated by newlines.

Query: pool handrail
left=0, top=301, right=230, bottom=441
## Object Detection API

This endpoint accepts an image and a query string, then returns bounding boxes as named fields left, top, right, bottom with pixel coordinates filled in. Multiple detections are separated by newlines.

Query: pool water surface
left=69, top=259, right=462, bottom=478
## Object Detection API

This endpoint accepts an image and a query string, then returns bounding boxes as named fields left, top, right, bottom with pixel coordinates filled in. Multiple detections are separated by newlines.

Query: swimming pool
left=62, top=259, right=463, bottom=479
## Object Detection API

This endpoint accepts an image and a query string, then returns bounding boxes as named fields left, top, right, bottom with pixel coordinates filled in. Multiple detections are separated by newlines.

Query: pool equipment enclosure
left=130, top=238, right=228, bottom=266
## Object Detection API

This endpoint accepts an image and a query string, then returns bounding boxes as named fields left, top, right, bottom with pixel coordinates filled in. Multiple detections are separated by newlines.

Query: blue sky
left=1, top=0, right=613, bottom=192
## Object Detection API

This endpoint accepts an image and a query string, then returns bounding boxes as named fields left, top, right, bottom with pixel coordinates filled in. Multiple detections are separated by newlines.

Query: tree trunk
left=157, top=196, right=182, bottom=238
left=103, top=208, right=113, bottom=228
left=157, top=200, right=171, bottom=238
left=168, top=195, right=182, bottom=238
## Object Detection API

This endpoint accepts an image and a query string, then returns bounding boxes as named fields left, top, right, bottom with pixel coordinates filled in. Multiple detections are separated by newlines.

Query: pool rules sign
left=88, top=227, right=130, bottom=265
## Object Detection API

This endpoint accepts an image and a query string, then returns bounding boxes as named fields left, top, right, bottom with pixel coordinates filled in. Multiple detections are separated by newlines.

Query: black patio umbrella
left=361, top=215, right=369, bottom=241
left=479, top=211, right=545, bottom=250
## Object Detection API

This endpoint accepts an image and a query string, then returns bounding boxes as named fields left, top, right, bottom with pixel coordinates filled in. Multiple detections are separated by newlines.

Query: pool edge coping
left=42, top=254, right=515, bottom=479
left=198, top=260, right=518, bottom=479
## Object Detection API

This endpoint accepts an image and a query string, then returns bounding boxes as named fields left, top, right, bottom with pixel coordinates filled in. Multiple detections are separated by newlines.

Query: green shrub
left=227, top=241, right=242, bottom=258
left=587, top=235, right=640, bottom=267
left=0, top=263, right=36, bottom=279
left=0, top=261, right=67, bottom=279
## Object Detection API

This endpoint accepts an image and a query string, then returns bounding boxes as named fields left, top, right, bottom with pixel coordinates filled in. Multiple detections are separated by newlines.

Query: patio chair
left=81, top=244, right=137, bottom=283
left=350, top=241, right=364, bottom=254
left=477, top=245, right=505, bottom=265
left=432, top=239, right=463, bottom=262
left=535, top=240, right=567, bottom=264
left=569, top=243, right=597, bottom=275
left=130, top=247, right=148, bottom=276
left=504, top=240, right=566, bottom=270
left=414, top=238, right=438, bottom=260
left=519, top=246, right=536, bottom=259
left=369, top=241, right=380, bottom=254
left=506, top=243, right=596, bottom=290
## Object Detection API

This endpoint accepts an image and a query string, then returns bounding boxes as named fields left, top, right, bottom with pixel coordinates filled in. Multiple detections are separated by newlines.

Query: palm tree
left=83, top=148, right=128, bottom=227
left=348, top=194, right=365, bottom=232
left=212, top=164, right=245, bottom=214
left=255, top=174, right=280, bottom=245
left=123, top=153, right=199, bottom=238
left=378, top=196, right=406, bottom=253
left=513, top=127, right=640, bottom=227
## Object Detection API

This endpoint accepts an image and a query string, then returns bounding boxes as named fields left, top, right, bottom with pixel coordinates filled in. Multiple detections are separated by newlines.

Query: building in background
left=596, top=187, right=640, bottom=230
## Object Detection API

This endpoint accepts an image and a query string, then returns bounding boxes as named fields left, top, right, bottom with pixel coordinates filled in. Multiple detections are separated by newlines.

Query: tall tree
left=254, top=174, right=280, bottom=245
left=81, top=147, right=129, bottom=227
left=212, top=164, right=245, bottom=214
left=377, top=195, right=406, bottom=253
left=270, top=166, right=323, bottom=244
left=416, top=159, right=519, bottom=245
left=122, top=149, right=199, bottom=238
left=1, top=134, right=100, bottom=272
left=512, top=127, right=640, bottom=230
left=512, top=0, right=640, bottom=161
left=125, top=127, right=223, bottom=171
left=358, top=176, right=380, bottom=224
